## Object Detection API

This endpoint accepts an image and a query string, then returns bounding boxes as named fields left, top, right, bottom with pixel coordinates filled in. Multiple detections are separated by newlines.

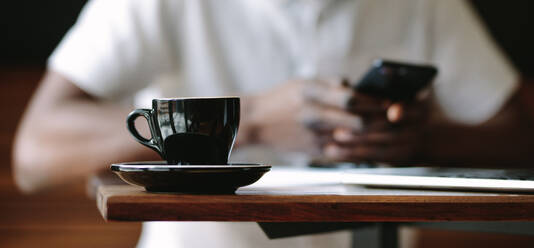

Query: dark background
left=0, top=1, right=532, bottom=247
left=1, top=0, right=533, bottom=77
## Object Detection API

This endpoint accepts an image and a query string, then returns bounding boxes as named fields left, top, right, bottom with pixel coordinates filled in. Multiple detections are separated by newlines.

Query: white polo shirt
left=48, top=0, right=518, bottom=247
left=50, top=0, right=517, bottom=124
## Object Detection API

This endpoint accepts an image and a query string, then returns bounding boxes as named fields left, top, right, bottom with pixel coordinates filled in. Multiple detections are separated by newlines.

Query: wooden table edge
left=98, top=185, right=534, bottom=222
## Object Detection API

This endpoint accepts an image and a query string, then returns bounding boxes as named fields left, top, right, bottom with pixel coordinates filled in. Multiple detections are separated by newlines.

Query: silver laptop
left=342, top=167, right=534, bottom=192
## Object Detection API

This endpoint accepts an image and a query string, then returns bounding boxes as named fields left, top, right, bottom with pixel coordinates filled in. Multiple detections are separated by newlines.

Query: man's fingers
left=388, top=101, right=431, bottom=124
left=300, top=104, right=364, bottom=132
left=303, top=78, right=390, bottom=114
left=303, top=79, right=354, bottom=109
left=333, top=129, right=394, bottom=145
left=332, top=128, right=416, bottom=145
left=323, top=77, right=350, bottom=88
left=387, top=103, right=404, bottom=123
left=331, top=128, right=355, bottom=143
left=323, top=143, right=416, bottom=162
left=346, top=92, right=391, bottom=114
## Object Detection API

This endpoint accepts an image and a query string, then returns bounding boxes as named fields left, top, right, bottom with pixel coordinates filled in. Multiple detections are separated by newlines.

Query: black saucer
left=111, top=161, right=271, bottom=194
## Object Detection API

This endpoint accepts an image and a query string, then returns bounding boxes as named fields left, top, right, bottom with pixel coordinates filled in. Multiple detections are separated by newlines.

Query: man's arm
left=423, top=82, right=534, bottom=167
left=14, top=71, right=367, bottom=193
left=321, top=80, right=534, bottom=167
left=12, top=70, right=160, bottom=193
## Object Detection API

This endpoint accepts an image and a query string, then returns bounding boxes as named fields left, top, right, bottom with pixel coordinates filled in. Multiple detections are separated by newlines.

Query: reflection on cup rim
left=153, top=96, right=240, bottom=101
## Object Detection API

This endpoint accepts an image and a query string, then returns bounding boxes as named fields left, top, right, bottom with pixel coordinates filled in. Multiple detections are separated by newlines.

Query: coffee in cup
left=126, top=97, right=240, bottom=165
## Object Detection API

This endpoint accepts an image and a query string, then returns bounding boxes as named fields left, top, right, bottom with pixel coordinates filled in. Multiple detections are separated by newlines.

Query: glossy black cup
left=127, top=97, right=240, bottom=165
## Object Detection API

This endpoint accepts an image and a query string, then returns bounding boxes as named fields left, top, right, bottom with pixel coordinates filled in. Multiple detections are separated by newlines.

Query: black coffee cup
left=126, top=97, right=240, bottom=165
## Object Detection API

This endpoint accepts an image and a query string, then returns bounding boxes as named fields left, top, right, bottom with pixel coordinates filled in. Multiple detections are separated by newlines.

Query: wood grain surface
left=98, top=174, right=534, bottom=222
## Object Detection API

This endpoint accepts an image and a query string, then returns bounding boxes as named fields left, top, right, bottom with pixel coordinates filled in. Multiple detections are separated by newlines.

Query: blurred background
left=0, top=1, right=141, bottom=248
left=0, top=0, right=532, bottom=247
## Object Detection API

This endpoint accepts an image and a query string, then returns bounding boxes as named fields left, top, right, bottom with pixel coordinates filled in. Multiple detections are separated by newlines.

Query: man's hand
left=238, top=78, right=361, bottom=155
left=324, top=100, right=430, bottom=163
left=238, top=78, right=431, bottom=164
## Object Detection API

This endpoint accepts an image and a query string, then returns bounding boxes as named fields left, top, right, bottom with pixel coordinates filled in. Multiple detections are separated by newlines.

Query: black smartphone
left=354, top=59, right=438, bottom=101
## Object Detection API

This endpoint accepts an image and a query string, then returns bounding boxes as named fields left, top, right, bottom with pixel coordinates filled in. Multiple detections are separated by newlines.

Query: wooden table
left=96, top=168, right=534, bottom=247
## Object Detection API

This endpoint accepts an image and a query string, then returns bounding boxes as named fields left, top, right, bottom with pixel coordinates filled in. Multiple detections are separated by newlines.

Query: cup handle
left=126, top=109, right=161, bottom=155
